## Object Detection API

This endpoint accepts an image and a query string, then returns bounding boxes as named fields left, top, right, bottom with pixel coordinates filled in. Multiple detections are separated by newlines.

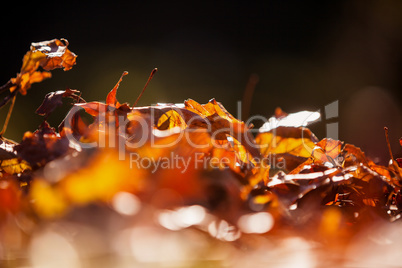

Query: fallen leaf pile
left=1, top=39, right=402, bottom=267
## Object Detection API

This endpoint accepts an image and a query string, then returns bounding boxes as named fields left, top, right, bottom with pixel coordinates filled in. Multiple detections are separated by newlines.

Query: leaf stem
left=133, top=68, right=157, bottom=107
left=242, top=73, right=259, bottom=121
left=384, top=127, right=395, bottom=163
left=0, top=89, right=18, bottom=110
left=0, top=80, right=14, bottom=95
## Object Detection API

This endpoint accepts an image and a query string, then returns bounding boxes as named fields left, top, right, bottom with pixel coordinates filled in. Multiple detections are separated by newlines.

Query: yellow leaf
left=157, top=109, right=187, bottom=130
left=256, top=128, right=317, bottom=158
left=0, top=158, right=31, bottom=174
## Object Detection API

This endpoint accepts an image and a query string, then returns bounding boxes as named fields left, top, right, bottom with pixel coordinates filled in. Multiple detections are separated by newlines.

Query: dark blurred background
left=1, top=1, right=402, bottom=163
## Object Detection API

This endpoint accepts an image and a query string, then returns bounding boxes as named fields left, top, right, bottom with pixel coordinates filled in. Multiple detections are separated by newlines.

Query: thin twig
left=133, top=68, right=158, bottom=107
left=0, top=94, right=17, bottom=136
left=0, top=89, right=18, bottom=110
left=384, top=127, right=395, bottom=161
left=0, top=80, right=14, bottom=95
left=242, top=73, right=259, bottom=121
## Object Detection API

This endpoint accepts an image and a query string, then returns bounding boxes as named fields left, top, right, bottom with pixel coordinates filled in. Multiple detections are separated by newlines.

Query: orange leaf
left=157, top=109, right=187, bottom=130
left=312, top=138, right=343, bottom=164
left=75, top=102, right=109, bottom=117
left=29, top=38, right=77, bottom=71
left=256, top=126, right=318, bottom=158
left=9, top=38, right=77, bottom=95
left=10, top=71, right=52, bottom=95
left=184, top=98, right=260, bottom=159
left=106, top=71, right=128, bottom=107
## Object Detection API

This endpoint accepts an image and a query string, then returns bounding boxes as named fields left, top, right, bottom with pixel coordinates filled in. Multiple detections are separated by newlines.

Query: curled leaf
left=9, top=38, right=77, bottom=95
left=29, top=38, right=77, bottom=71
left=36, top=88, right=84, bottom=117
left=15, top=122, right=70, bottom=168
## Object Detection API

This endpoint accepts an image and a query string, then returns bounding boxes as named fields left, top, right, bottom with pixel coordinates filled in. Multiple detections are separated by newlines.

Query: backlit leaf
left=9, top=38, right=77, bottom=95
left=256, top=126, right=318, bottom=158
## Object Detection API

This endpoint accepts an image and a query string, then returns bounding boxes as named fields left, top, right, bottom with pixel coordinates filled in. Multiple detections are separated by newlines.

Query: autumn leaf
left=106, top=71, right=128, bottom=107
left=210, top=136, right=257, bottom=178
left=15, top=122, right=70, bottom=168
left=1, top=158, right=31, bottom=175
left=184, top=98, right=260, bottom=159
left=256, top=109, right=321, bottom=159
left=184, top=98, right=246, bottom=138
left=0, top=137, right=31, bottom=175
left=36, top=88, right=84, bottom=118
left=156, top=109, right=188, bottom=130
left=0, top=39, right=78, bottom=136
left=29, top=39, right=77, bottom=71
left=9, top=38, right=77, bottom=95
left=135, top=104, right=207, bottom=130
left=10, top=71, right=52, bottom=96
left=311, top=138, right=343, bottom=165
left=75, top=102, right=109, bottom=117
left=256, top=126, right=318, bottom=158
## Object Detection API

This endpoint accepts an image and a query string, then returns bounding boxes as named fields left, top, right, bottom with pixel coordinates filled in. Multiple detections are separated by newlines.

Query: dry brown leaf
left=9, top=39, right=77, bottom=95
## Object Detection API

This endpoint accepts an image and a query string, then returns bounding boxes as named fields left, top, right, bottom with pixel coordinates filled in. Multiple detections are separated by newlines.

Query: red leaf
left=106, top=71, right=128, bottom=107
